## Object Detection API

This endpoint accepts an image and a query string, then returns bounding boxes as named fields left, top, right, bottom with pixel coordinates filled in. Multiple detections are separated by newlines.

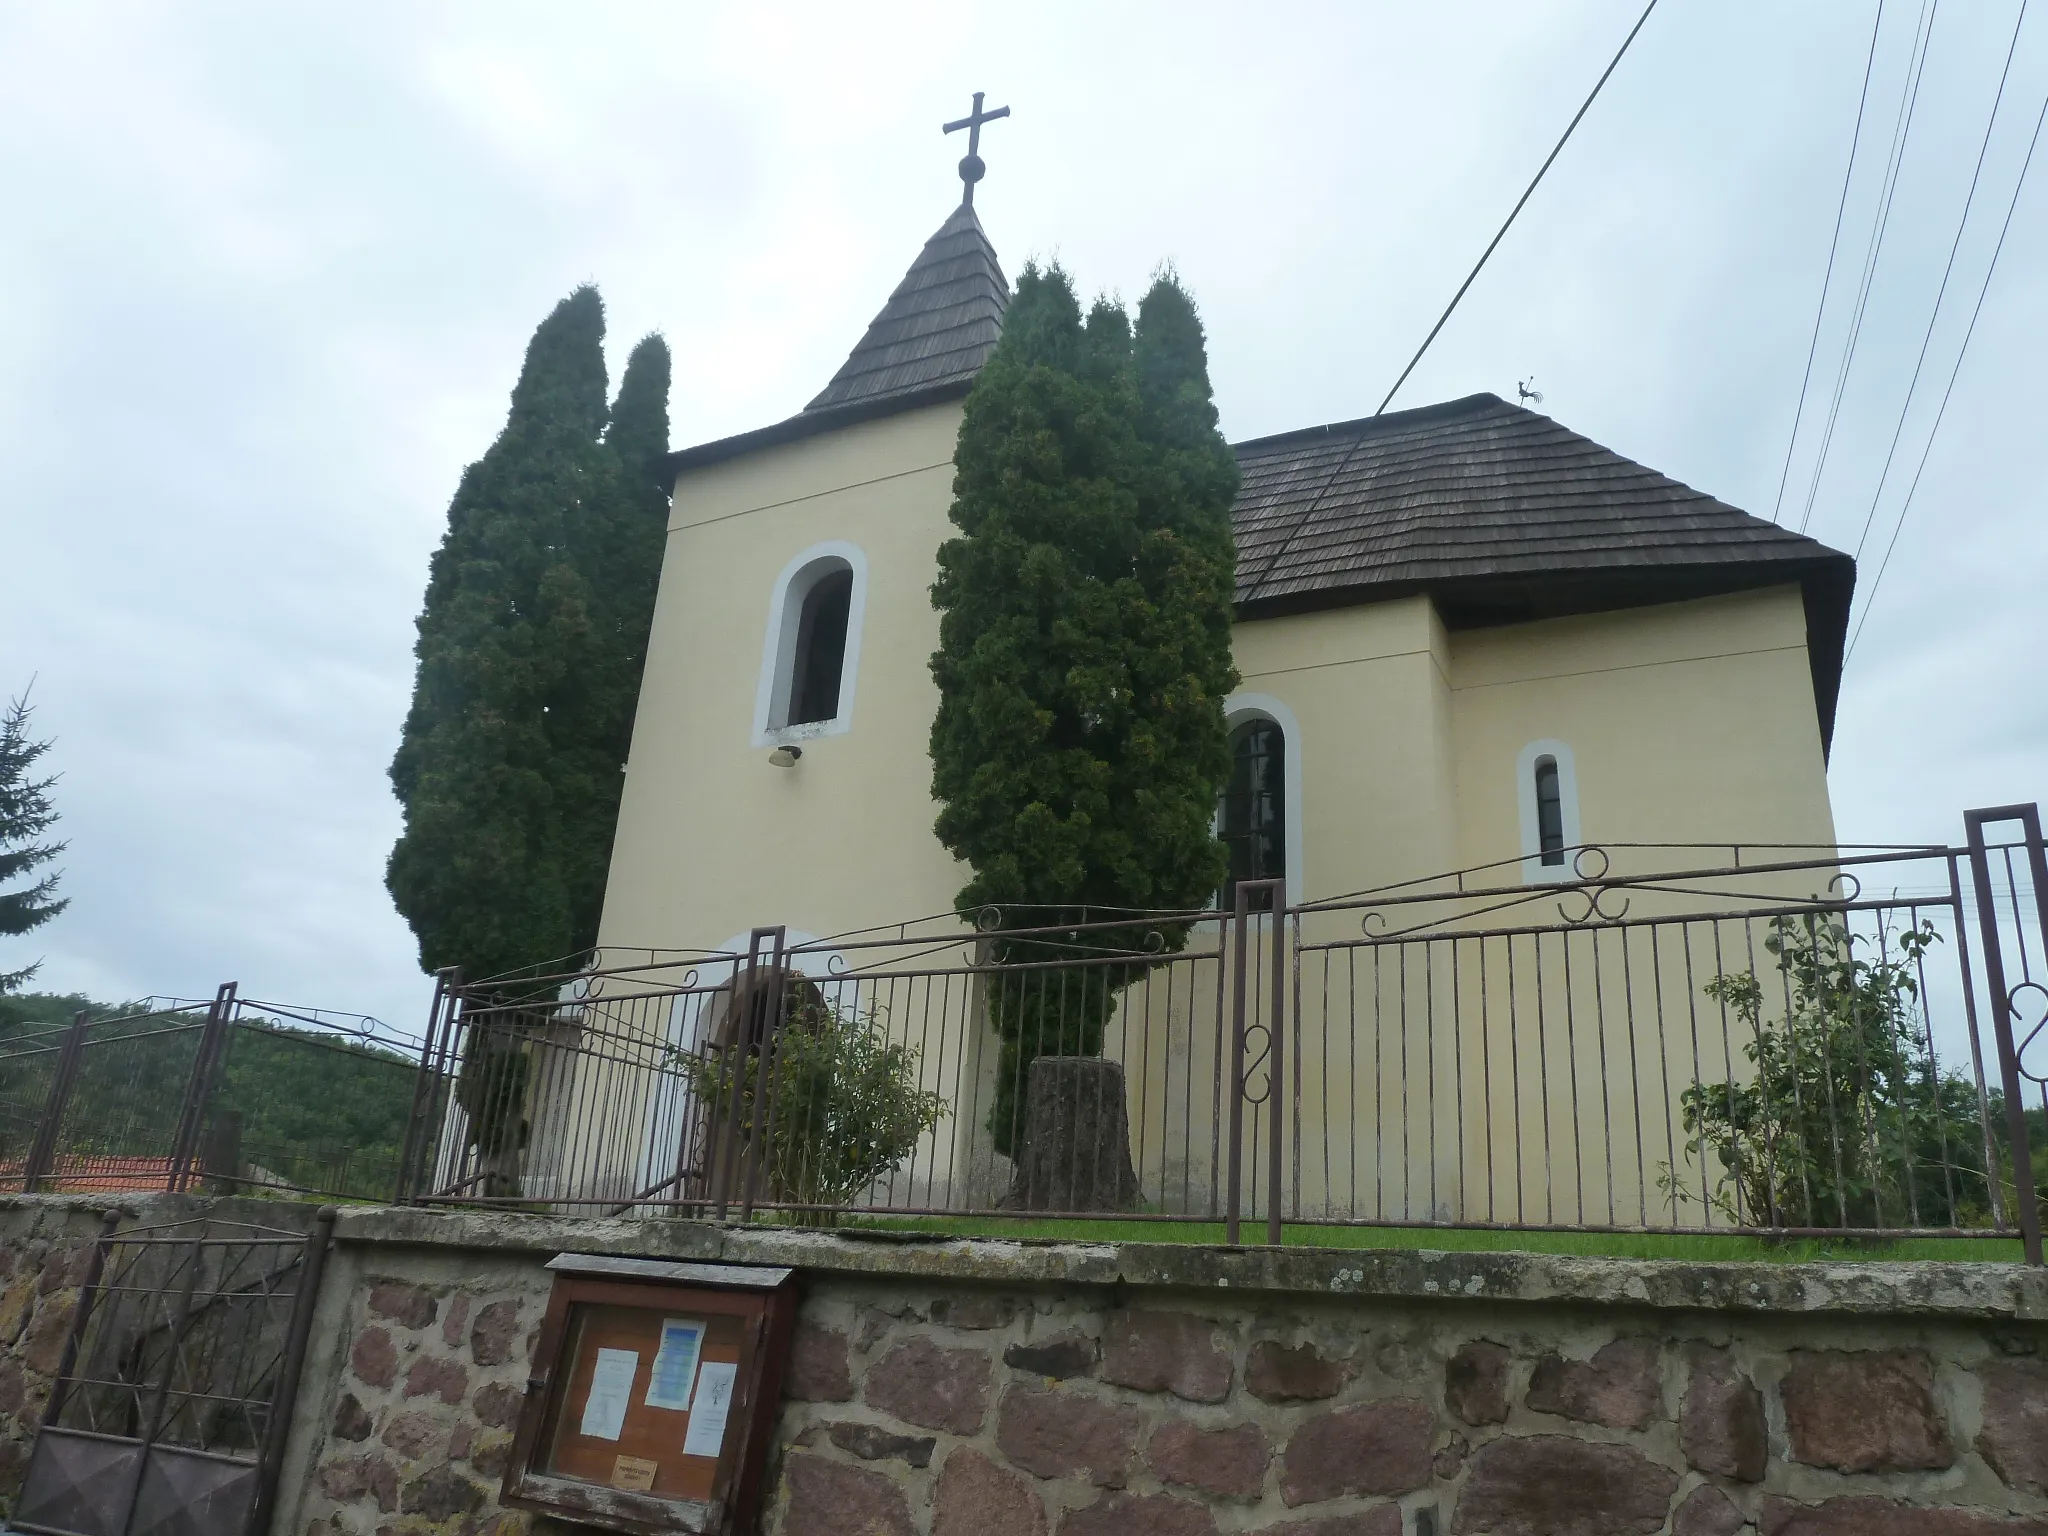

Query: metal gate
left=10, top=1210, right=334, bottom=1536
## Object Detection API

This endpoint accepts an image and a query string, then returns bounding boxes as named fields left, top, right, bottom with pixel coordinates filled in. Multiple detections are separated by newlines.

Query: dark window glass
left=787, top=569, right=853, bottom=726
left=1534, top=755, right=1565, bottom=865
left=1220, top=718, right=1286, bottom=912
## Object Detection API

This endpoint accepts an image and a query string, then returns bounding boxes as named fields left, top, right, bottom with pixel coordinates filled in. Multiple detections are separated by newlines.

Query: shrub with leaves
left=678, top=987, right=947, bottom=1220
left=1677, top=914, right=1996, bottom=1229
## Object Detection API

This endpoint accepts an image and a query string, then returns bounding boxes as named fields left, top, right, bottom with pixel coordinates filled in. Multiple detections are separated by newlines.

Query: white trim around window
left=1516, top=737, right=1583, bottom=885
left=752, top=541, right=869, bottom=747
left=1220, top=692, right=1306, bottom=907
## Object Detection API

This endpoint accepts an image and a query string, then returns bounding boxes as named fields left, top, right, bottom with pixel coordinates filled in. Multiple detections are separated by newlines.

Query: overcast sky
left=2, top=1, right=2043, bottom=1034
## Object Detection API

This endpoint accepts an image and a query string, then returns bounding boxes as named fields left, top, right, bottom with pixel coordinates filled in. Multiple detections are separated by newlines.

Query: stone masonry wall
left=8, top=1198, right=2048, bottom=1536
left=0, top=1197, right=107, bottom=1514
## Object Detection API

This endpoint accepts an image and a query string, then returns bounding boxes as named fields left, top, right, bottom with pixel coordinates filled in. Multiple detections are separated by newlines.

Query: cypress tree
left=387, top=286, right=614, bottom=983
left=929, top=265, right=1239, bottom=1155
left=0, top=689, right=67, bottom=996
left=552, top=333, right=673, bottom=951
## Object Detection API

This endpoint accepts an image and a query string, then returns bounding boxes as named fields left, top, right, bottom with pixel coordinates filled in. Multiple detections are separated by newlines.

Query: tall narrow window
left=786, top=569, right=852, bottom=726
left=1220, top=717, right=1286, bottom=912
left=1534, top=755, right=1565, bottom=866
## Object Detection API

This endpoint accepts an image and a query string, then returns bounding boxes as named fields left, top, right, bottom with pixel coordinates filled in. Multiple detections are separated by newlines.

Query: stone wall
left=0, top=1197, right=107, bottom=1509
left=6, top=1197, right=2048, bottom=1535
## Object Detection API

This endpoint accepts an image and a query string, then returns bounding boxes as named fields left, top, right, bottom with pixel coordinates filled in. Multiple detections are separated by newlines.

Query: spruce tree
left=387, top=287, right=615, bottom=983
left=930, top=266, right=1239, bottom=1155
left=0, top=689, right=67, bottom=996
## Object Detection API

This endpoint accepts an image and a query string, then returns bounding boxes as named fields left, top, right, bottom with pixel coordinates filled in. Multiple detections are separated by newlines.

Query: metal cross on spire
left=943, top=91, right=1009, bottom=206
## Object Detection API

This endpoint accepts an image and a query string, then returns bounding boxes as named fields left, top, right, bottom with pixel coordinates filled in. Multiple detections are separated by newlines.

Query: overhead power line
left=1847, top=75, right=2047, bottom=662
left=1770, top=1, right=1889, bottom=525
left=1797, top=0, right=1943, bottom=536
left=1852, top=0, right=2030, bottom=565
left=1375, top=0, right=1661, bottom=415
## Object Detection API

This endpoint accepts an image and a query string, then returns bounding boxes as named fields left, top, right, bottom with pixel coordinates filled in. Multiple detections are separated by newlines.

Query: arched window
left=1517, top=738, right=1582, bottom=884
left=754, top=544, right=868, bottom=744
left=1221, top=716, right=1287, bottom=912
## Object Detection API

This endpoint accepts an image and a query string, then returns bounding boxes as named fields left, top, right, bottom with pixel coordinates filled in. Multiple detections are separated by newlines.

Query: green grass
left=842, top=1214, right=2031, bottom=1263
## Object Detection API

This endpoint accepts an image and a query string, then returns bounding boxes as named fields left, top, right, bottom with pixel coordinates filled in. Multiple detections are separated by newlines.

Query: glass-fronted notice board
left=500, top=1255, right=796, bottom=1535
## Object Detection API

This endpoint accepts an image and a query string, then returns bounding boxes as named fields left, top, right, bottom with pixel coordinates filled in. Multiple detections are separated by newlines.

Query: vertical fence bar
left=1965, top=805, right=2045, bottom=1266
left=1265, top=880, right=1287, bottom=1246
left=1226, top=887, right=1250, bottom=1245
left=396, top=970, right=456, bottom=1204
left=21, top=1009, right=90, bottom=1191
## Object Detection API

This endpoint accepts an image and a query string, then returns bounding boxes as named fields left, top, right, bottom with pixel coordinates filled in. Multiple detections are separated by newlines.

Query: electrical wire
left=1374, top=0, right=1661, bottom=415
left=1796, top=0, right=1943, bottom=536
left=1846, top=79, right=2048, bottom=662
left=1770, top=1, right=1888, bottom=525
left=1851, top=0, right=2030, bottom=564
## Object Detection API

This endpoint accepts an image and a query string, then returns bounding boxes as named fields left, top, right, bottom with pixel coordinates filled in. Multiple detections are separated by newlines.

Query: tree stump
left=1006, top=1057, right=1141, bottom=1212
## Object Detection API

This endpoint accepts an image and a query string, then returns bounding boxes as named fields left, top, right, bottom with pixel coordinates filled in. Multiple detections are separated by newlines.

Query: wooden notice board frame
left=500, top=1255, right=797, bottom=1535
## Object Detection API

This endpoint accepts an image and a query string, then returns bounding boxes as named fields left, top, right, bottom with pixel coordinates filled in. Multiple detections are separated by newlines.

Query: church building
left=594, top=181, right=1853, bottom=970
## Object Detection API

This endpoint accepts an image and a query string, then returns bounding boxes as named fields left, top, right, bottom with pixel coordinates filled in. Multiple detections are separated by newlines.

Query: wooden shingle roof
left=805, top=203, right=1009, bottom=413
left=1229, top=392, right=1856, bottom=748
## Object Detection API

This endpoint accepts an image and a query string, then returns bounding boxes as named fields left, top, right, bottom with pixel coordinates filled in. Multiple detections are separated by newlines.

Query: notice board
left=500, top=1255, right=797, bottom=1535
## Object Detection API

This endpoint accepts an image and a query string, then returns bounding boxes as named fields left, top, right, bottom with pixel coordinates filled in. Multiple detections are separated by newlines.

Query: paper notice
left=681, top=1361, right=737, bottom=1458
left=579, top=1347, right=639, bottom=1441
left=611, top=1455, right=658, bottom=1491
left=645, top=1319, right=705, bottom=1411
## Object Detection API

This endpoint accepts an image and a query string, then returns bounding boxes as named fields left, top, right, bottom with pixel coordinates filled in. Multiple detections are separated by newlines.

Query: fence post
left=21, top=1009, right=90, bottom=1192
left=1964, top=805, right=2046, bottom=1266
left=1226, top=886, right=1251, bottom=1245
left=166, top=983, right=237, bottom=1194
left=246, top=1205, right=339, bottom=1536
left=1268, top=882, right=1287, bottom=1248
left=396, top=969, right=458, bottom=1203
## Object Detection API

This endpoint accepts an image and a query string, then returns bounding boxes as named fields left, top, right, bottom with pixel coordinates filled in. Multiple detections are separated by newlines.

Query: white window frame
left=1218, top=692, right=1305, bottom=908
left=1516, top=737, right=1583, bottom=885
left=753, top=541, right=869, bottom=747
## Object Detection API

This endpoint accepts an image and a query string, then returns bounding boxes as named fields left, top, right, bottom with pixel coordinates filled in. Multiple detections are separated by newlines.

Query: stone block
left=1759, top=1495, right=2048, bottom=1535
left=399, top=1464, right=485, bottom=1520
left=864, top=1335, right=991, bottom=1434
left=380, top=1410, right=444, bottom=1461
left=366, top=1281, right=437, bottom=1330
left=1452, top=1435, right=1678, bottom=1535
left=1100, top=1309, right=1232, bottom=1403
left=1673, top=1483, right=1746, bottom=1536
left=1525, top=1337, right=1662, bottom=1431
left=1146, top=1417, right=1269, bottom=1498
left=1280, top=1399, right=1433, bottom=1506
left=469, top=1299, right=520, bottom=1367
left=1445, top=1340, right=1510, bottom=1426
left=350, top=1326, right=398, bottom=1390
left=1681, top=1349, right=1767, bottom=1482
left=785, top=1322, right=855, bottom=1402
left=1247, top=1340, right=1350, bottom=1403
left=1058, top=1490, right=1217, bottom=1536
left=473, top=1380, right=522, bottom=1429
left=469, top=1429, right=515, bottom=1478
left=403, top=1355, right=468, bottom=1406
left=330, top=1391, right=374, bottom=1443
left=997, top=1385, right=1142, bottom=1486
left=934, top=1446, right=1047, bottom=1536
left=1780, top=1349, right=1952, bottom=1472
left=825, top=1419, right=938, bottom=1467
left=0, top=1356, right=26, bottom=1418
left=932, top=1296, right=1016, bottom=1331
left=318, top=1452, right=399, bottom=1514
left=1975, top=1358, right=2048, bottom=1494
left=19, top=1297, right=75, bottom=1376
left=441, top=1292, right=470, bottom=1348
left=1005, top=1334, right=1098, bottom=1380
left=1261, top=1512, right=1403, bottom=1536
left=782, top=1453, right=914, bottom=1536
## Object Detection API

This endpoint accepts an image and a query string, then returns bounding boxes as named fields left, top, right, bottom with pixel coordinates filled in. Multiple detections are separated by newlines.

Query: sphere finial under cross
left=943, top=91, right=1009, bottom=207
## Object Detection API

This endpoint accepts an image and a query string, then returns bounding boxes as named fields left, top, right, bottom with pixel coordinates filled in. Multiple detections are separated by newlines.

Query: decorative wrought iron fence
left=0, top=989, right=419, bottom=1204
left=399, top=807, right=2045, bottom=1260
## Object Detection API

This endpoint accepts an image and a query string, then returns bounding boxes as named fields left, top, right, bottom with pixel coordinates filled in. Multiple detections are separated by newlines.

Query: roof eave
left=660, top=379, right=975, bottom=478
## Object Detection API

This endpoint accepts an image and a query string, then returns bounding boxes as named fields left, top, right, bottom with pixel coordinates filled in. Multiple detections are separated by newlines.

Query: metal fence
left=0, top=987, right=420, bottom=1204
left=398, top=804, right=2046, bottom=1261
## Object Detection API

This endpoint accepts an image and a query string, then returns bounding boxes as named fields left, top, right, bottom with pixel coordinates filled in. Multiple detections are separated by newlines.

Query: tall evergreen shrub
left=929, top=265, right=1239, bottom=1154
left=0, top=690, right=66, bottom=997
